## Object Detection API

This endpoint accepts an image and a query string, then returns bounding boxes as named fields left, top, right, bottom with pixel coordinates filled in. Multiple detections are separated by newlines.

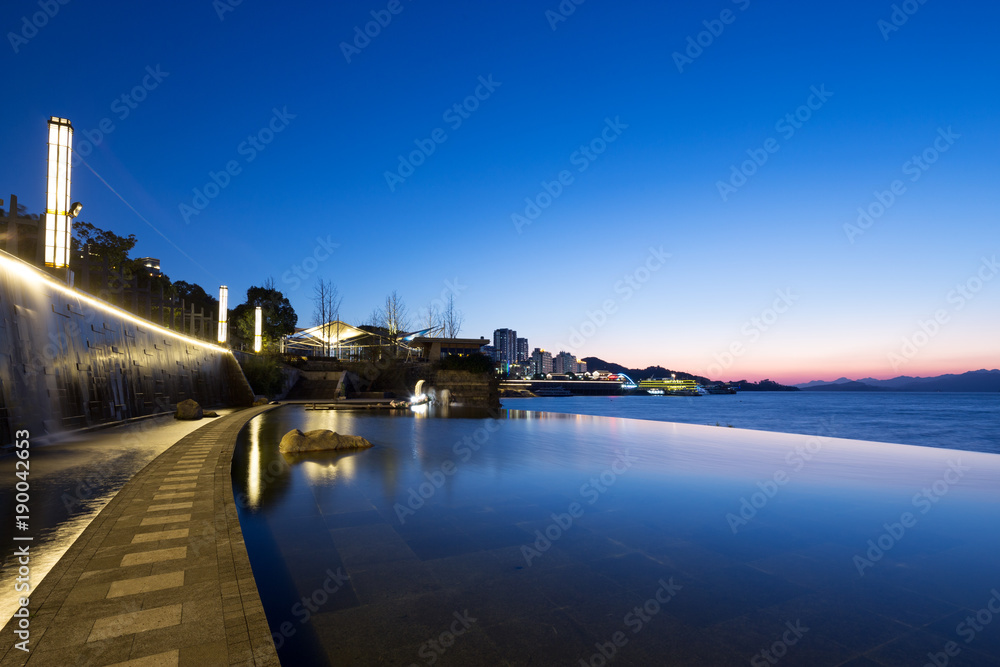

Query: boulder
left=203, top=411, right=219, bottom=418
left=252, top=395, right=269, bottom=406
left=175, top=399, right=203, bottom=420
left=279, top=429, right=373, bottom=454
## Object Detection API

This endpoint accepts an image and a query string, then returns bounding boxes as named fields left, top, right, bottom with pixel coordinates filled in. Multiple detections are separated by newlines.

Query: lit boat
left=637, top=378, right=704, bottom=396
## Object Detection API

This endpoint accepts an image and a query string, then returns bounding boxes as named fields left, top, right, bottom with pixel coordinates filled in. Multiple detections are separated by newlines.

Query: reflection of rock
left=279, top=429, right=373, bottom=454
left=175, top=399, right=203, bottom=420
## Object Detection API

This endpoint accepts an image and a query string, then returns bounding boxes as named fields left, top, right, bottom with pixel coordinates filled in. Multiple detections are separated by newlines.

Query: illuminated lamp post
left=254, top=306, right=262, bottom=353
left=44, top=116, right=82, bottom=277
left=217, top=286, right=229, bottom=343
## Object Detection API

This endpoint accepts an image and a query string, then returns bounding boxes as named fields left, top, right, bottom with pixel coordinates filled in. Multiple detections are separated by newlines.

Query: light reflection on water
left=232, top=406, right=1000, bottom=666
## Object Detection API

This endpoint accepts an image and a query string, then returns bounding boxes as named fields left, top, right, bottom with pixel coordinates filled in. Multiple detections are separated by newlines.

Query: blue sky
left=2, top=0, right=998, bottom=383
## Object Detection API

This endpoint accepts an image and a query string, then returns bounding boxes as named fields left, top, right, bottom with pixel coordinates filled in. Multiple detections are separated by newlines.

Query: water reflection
left=233, top=405, right=1000, bottom=666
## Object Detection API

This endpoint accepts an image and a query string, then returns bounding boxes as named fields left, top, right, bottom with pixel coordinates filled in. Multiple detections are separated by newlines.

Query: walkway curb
left=1, top=406, right=280, bottom=666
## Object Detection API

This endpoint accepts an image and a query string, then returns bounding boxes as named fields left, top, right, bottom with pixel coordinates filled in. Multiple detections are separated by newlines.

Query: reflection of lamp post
left=44, top=116, right=77, bottom=277
left=254, top=306, right=262, bottom=353
left=217, top=286, right=228, bottom=343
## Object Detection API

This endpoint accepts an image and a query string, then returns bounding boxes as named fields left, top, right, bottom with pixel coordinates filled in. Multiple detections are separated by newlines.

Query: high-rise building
left=553, top=351, right=576, bottom=374
left=516, top=337, right=529, bottom=362
left=493, top=328, right=517, bottom=366
left=530, top=348, right=553, bottom=376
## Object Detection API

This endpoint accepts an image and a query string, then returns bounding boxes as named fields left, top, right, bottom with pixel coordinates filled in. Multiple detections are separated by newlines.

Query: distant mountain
left=581, top=358, right=799, bottom=391
left=796, top=369, right=1000, bottom=392
left=801, top=381, right=886, bottom=392
left=796, top=377, right=852, bottom=389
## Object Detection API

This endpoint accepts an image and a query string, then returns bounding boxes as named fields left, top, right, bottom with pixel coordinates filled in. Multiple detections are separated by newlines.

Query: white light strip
left=0, top=249, right=230, bottom=353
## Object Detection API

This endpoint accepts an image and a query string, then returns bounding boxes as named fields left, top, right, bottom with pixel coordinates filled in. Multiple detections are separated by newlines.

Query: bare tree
left=423, top=303, right=440, bottom=334
left=443, top=293, right=464, bottom=338
left=382, top=290, right=409, bottom=338
left=312, top=279, right=342, bottom=356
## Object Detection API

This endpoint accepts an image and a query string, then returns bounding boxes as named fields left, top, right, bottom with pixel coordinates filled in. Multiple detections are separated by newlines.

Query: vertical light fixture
left=44, top=116, right=74, bottom=268
left=217, top=286, right=229, bottom=343
left=254, top=306, right=262, bottom=352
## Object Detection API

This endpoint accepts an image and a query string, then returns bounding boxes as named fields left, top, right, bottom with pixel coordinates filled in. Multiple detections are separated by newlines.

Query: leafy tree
left=71, top=221, right=137, bottom=269
left=233, top=279, right=297, bottom=351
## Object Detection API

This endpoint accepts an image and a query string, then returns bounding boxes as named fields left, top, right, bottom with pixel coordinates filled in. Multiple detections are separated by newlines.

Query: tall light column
left=44, top=116, right=74, bottom=268
left=254, top=306, right=262, bottom=353
left=217, top=286, right=229, bottom=343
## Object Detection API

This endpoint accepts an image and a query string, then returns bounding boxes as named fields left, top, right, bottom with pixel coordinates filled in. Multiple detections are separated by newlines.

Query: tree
left=312, top=279, right=342, bottom=357
left=233, top=279, right=298, bottom=351
left=71, top=221, right=137, bottom=269
left=443, top=293, right=464, bottom=338
left=167, top=280, right=218, bottom=338
left=381, top=290, right=409, bottom=338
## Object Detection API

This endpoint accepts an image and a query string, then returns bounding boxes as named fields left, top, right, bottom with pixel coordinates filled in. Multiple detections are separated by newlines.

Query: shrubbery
left=239, top=354, right=285, bottom=397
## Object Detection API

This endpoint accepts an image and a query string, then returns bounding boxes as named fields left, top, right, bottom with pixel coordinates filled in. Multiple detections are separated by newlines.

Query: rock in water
left=279, top=429, right=373, bottom=454
left=175, top=399, right=203, bottom=420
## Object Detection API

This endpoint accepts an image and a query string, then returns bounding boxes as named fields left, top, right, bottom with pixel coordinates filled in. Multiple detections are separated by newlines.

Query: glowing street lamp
left=44, top=116, right=76, bottom=269
left=254, top=306, right=262, bottom=353
left=217, top=286, right=229, bottom=343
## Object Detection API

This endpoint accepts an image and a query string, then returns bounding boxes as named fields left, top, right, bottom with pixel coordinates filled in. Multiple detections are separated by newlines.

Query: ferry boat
left=637, top=378, right=703, bottom=396
left=705, top=384, right=738, bottom=394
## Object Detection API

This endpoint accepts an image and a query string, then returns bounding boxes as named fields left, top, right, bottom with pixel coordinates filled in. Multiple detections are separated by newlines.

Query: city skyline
left=3, top=1, right=998, bottom=385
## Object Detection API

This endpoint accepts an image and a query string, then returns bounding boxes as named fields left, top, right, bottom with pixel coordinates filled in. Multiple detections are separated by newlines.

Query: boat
left=637, top=377, right=704, bottom=396
left=645, top=388, right=665, bottom=396
left=533, top=387, right=573, bottom=397
left=704, top=384, right=738, bottom=394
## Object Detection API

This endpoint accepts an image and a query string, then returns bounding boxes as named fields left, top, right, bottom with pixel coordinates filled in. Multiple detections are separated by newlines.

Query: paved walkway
left=1, top=406, right=280, bottom=667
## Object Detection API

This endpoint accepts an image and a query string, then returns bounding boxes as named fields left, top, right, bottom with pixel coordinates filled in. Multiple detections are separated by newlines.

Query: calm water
left=233, top=405, right=1000, bottom=666
left=504, top=392, right=1000, bottom=454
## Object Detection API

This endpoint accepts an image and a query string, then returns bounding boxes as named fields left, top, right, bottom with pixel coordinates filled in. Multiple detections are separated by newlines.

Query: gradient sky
left=2, top=0, right=997, bottom=384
